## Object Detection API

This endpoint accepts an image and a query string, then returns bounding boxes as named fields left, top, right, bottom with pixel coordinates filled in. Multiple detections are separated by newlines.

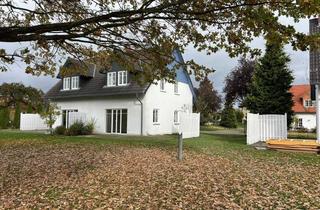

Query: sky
left=0, top=18, right=310, bottom=95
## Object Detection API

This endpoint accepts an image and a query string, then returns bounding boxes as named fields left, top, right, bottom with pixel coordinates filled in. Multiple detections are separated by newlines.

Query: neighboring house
left=290, top=84, right=315, bottom=130
left=45, top=50, right=195, bottom=135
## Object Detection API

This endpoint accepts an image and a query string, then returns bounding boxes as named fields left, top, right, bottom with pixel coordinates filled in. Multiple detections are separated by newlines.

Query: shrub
left=13, top=104, right=21, bottom=129
left=0, top=108, right=10, bottom=129
left=235, top=109, right=244, bottom=124
left=82, top=121, right=95, bottom=135
left=65, top=121, right=85, bottom=136
left=63, top=120, right=95, bottom=136
left=220, top=106, right=237, bottom=128
left=54, top=125, right=66, bottom=135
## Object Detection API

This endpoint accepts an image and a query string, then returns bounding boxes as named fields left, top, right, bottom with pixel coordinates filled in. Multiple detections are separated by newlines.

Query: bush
left=64, top=120, right=95, bottom=136
left=0, top=108, right=10, bottom=129
left=82, top=121, right=95, bottom=135
left=54, top=125, right=66, bottom=135
left=13, top=104, right=21, bottom=129
left=235, top=109, right=244, bottom=124
left=220, top=106, right=237, bottom=128
left=65, top=121, right=84, bottom=136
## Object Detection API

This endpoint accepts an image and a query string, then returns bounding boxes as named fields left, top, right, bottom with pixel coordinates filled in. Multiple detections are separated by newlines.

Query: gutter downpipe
left=136, top=93, right=143, bottom=136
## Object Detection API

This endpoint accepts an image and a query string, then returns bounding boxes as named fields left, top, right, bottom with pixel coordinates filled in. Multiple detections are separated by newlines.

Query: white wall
left=295, top=113, right=316, bottom=130
left=142, top=72, right=194, bottom=135
left=53, top=96, right=142, bottom=135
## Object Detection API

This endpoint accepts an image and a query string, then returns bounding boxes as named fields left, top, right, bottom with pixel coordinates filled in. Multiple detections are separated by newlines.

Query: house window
left=118, top=71, right=128, bottom=86
left=160, top=80, right=165, bottom=91
left=304, top=100, right=314, bottom=107
left=174, top=110, right=179, bottom=124
left=174, top=81, right=179, bottom=94
left=62, top=109, right=78, bottom=128
left=63, top=77, right=71, bottom=90
left=107, top=72, right=116, bottom=87
left=298, top=118, right=303, bottom=128
left=71, top=76, right=79, bottom=89
left=153, top=109, right=159, bottom=124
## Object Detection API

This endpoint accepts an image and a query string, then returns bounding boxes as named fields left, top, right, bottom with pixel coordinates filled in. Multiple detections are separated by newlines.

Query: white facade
left=142, top=76, right=193, bottom=135
left=294, top=113, right=316, bottom=130
left=52, top=78, right=193, bottom=135
left=52, top=69, right=194, bottom=135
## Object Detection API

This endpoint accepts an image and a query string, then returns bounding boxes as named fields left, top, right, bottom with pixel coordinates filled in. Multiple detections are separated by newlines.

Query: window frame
left=160, top=80, right=165, bottom=92
left=174, top=81, right=179, bottom=94
left=153, top=109, right=159, bottom=124
left=63, top=77, right=71, bottom=90
left=298, top=118, right=303, bottom=128
left=174, top=110, right=179, bottom=124
left=107, top=72, right=117, bottom=87
left=71, top=76, right=80, bottom=90
left=118, top=71, right=128, bottom=86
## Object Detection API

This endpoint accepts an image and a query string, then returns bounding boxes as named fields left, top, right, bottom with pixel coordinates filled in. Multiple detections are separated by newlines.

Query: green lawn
left=1, top=129, right=319, bottom=164
left=1, top=130, right=320, bottom=209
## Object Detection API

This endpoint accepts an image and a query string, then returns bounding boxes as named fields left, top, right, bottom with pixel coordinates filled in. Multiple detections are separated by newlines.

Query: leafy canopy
left=0, top=0, right=319, bottom=82
left=0, top=83, right=44, bottom=110
left=224, top=57, right=256, bottom=106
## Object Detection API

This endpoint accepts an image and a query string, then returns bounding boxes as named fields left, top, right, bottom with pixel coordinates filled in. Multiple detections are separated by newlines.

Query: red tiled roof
left=290, top=84, right=315, bottom=113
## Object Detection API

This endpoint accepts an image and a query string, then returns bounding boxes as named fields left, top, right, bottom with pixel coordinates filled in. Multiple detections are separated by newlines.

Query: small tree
left=220, top=105, right=237, bottom=128
left=0, top=108, right=10, bottom=129
left=13, top=104, right=21, bottom=128
left=40, top=103, right=60, bottom=134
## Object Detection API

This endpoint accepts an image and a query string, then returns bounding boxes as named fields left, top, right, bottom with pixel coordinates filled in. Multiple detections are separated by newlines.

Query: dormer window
left=118, top=71, right=128, bottom=86
left=71, top=76, right=79, bottom=89
left=107, top=72, right=116, bottom=87
left=304, top=99, right=315, bottom=107
left=63, top=76, right=79, bottom=90
left=63, top=77, right=71, bottom=90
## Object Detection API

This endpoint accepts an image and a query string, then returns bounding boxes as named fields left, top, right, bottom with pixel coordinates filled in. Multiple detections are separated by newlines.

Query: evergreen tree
left=0, top=108, right=10, bottom=129
left=13, top=104, right=21, bottom=129
left=220, top=105, right=237, bottom=128
left=27, top=103, right=33, bottom=113
left=245, top=43, right=294, bottom=126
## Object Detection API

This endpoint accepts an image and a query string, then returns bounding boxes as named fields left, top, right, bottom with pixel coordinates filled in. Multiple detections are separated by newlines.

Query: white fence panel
left=68, top=112, right=87, bottom=126
left=20, top=113, right=48, bottom=130
left=247, top=113, right=260, bottom=145
left=246, top=113, right=287, bottom=145
left=180, top=113, right=200, bottom=139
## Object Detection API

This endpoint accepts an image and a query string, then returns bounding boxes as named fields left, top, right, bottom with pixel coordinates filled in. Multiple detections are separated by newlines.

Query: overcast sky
left=0, top=18, right=310, bottom=95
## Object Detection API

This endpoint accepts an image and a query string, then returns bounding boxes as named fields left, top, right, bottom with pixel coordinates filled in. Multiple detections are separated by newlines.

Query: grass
left=1, top=130, right=320, bottom=208
left=288, top=131, right=317, bottom=139
left=1, top=129, right=319, bottom=165
left=200, top=124, right=225, bottom=131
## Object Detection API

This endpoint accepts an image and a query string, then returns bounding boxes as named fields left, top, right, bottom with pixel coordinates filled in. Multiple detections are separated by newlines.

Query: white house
left=45, top=50, right=196, bottom=135
left=290, top=84, right=316, bottom=130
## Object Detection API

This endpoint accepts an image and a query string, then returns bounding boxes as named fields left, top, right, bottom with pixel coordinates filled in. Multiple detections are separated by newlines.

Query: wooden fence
left=246, top=113, right=287, bottom=145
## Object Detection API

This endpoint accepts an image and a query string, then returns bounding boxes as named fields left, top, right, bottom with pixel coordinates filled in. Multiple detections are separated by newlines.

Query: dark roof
left=45, top=70, right=149, bottom=100
left=57, top=57, right=96, bottom=78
